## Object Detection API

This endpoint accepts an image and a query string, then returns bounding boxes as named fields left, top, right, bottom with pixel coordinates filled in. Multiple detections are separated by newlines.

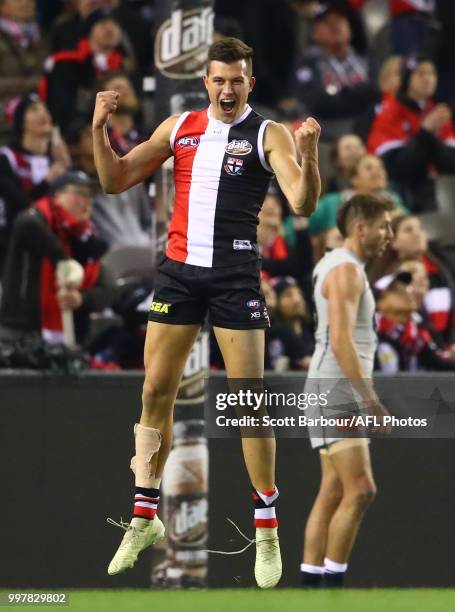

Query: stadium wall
left=1, top=371, right=454, bottom=589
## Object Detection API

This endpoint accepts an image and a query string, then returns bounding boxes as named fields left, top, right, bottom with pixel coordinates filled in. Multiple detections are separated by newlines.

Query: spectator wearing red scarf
left=40, top=8, right=135, bottom=130
left=0, top=171, right=114, bottom=344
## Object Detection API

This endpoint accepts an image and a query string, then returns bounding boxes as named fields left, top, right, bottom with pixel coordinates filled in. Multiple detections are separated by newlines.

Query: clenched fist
left=92, top=90, right=120, bottom=129
left=294, top=117, right=321, bottom=162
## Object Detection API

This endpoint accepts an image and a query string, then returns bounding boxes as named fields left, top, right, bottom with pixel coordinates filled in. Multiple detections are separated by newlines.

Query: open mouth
left=220, top=99, right=236, bottom=114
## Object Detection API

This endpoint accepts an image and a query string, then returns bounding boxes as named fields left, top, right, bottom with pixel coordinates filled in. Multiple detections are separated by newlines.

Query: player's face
left=361, top=211, right=393, bottom=259
left=204, top=60, right=255, bottom=123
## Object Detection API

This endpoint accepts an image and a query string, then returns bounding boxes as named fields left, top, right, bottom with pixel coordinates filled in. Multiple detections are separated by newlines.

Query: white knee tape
left=130, top=423, right=162, bottom=488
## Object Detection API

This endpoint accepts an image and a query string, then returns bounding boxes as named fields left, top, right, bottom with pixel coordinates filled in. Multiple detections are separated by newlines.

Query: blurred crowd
left=0, top=0, right=454, bottom=373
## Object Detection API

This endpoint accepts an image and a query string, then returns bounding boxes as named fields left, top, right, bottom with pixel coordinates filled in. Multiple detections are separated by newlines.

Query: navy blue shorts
left=148, top=257, right=269, bottom=329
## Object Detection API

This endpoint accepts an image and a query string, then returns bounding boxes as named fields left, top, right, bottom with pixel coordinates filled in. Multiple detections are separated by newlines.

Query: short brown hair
left=337, top=194, right=394, bottom=238
left=207, top=37, right=253, bottom=75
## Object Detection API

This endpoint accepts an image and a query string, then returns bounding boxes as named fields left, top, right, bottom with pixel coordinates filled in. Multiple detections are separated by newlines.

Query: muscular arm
left=265, top=121, right=321, bottom=216
left=325, top=263, right=378, bottom=404
left=92, top=91, right=178, bottom=194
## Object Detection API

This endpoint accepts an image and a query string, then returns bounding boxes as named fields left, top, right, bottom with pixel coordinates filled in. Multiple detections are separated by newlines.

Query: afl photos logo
left=225, top=140, right=253, bottom=156
left=155, top=7, right=214, bottom=79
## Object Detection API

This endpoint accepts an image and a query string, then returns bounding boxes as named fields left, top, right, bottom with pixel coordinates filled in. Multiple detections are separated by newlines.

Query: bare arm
left=92, top=90, right=177, bottom=193
left=265, top=119, right=321, bottom=216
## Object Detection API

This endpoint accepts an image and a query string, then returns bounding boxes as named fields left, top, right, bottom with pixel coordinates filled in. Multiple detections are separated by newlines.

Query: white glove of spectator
left=56, top=259, right=84, bottom=290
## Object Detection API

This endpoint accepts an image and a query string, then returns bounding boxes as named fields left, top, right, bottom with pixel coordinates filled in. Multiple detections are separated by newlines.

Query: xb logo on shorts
left=150, top=301, right=170, bottom=314
left=225, top=139, right=252, bottom=156
left=246, top=299, right=267, bottom=320
left=224, top=156, right=244, bottom=176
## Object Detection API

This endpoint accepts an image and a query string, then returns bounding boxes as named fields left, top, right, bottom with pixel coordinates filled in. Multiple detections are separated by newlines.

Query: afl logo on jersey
left=176, top=136, right=200, bottom=148
left=225, top=139, right=253, bottom=156
left=224, top=156, right=244, bottom=175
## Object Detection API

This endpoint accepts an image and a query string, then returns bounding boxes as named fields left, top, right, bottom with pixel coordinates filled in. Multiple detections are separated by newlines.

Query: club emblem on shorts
left=150, top=301, right=170, bottom=314
left=246, top=299, right=261, bottom=310
left=176, top=136, right=200, bottom=148
left=224, top=156, right=244, bottom=175
left=225, top=139, right=252, bottom=156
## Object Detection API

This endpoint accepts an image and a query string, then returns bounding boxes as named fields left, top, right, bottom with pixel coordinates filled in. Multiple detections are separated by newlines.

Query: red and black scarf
left=36, top=197, right=100, bottom=339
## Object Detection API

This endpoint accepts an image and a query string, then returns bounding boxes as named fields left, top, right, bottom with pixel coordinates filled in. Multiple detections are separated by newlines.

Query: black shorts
left=148, top=256, right=270, bottom=329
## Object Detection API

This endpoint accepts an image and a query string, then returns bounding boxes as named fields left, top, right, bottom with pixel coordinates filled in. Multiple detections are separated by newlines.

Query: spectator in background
left=374, top=214, right=455, bottom=352
left=309, top=154, right=406, bottom=238
left=41, top=7, right=136, bottom=130
left=326, top=133, right=366, bottom=192
left=50, top=0, right=152, bottom=75
left=0, top=0, right=48, bottom=143
left=290, top=3, right=378, bottom=141
left=378, top=55, right=402, bottom=101
left=258, top=190, right=313, bottom=296
left=0, top=171, right=114, bottom=345
left=269, top=276, right=314, bottom=371
left=368, top=56, right=455, bottom=212
left=0, top=94, right=70, bottom=269
left=375, top=271, right=455, bottom=372
left=67, top=115, right=153, bottom=249
left=389, top=0, right=436, bottom=56
left=100, top=72, right=145, bottom=155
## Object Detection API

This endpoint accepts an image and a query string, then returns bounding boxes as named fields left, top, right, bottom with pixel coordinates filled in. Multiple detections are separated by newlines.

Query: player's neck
left=209, top=103, right=249, bottom=124
left=342, top=239, right=367, bottom=264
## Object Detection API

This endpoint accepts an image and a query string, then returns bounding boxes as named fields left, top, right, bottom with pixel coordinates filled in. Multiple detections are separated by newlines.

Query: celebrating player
left=92, top=37, right=321, bottom=589
left=301, top=195, right=393, bottom=588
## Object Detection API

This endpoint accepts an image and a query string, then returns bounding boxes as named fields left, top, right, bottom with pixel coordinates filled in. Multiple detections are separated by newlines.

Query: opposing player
left=92, top=37, right=321, bottom=589
left=301, top=195, right=393, bottom=588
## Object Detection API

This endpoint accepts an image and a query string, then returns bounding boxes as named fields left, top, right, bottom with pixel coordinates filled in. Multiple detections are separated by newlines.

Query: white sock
left=324, top=557, right=348, bottom=574
left=300, top=563, right=324, bottom=574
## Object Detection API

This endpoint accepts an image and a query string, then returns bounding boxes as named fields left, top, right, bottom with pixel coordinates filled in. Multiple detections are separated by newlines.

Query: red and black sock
left=133, top=486, right=160, bottom=520
left=251, top=485, right=279, bottom=528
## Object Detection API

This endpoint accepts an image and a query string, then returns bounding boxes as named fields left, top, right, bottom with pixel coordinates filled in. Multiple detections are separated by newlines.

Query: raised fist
left=92, top=90, right=120, bottom=129
left=294, top=117, right=321, bottom=161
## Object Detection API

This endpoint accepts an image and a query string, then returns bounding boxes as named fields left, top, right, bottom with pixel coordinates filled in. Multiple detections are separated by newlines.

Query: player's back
left=308, top=247, right=377, bottom=378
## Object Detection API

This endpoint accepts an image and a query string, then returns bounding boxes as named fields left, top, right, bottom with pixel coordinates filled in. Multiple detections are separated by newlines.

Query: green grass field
left=2, top=589, right=455, bottom=612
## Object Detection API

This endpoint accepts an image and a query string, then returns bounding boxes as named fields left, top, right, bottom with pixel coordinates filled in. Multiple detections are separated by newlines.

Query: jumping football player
left=93, top=37, right=321, bottom=589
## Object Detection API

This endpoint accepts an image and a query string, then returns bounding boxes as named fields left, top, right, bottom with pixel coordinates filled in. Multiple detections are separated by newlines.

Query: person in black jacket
left=290, top=4, right=378, bottom=141
left=0, top=170, right=114, bottom=345
left=0, top=94, right=70, bottom=270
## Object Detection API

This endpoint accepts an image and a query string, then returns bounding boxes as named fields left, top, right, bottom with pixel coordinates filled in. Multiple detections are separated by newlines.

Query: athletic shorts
left=148, top=256, right=270, bottom=330
left=304, top=377, right=369, bottom=451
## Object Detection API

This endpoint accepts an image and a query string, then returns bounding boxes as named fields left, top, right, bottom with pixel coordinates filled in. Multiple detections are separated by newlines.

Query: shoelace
left=106, top=517, right=145, bottom=548
left=204, top=517, right=256, bottom=555
left=107, top=517, right=130, bottom=531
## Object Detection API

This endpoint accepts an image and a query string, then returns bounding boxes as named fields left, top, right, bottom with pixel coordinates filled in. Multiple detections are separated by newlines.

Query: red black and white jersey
left=167, top=105, right=274, bottom=268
